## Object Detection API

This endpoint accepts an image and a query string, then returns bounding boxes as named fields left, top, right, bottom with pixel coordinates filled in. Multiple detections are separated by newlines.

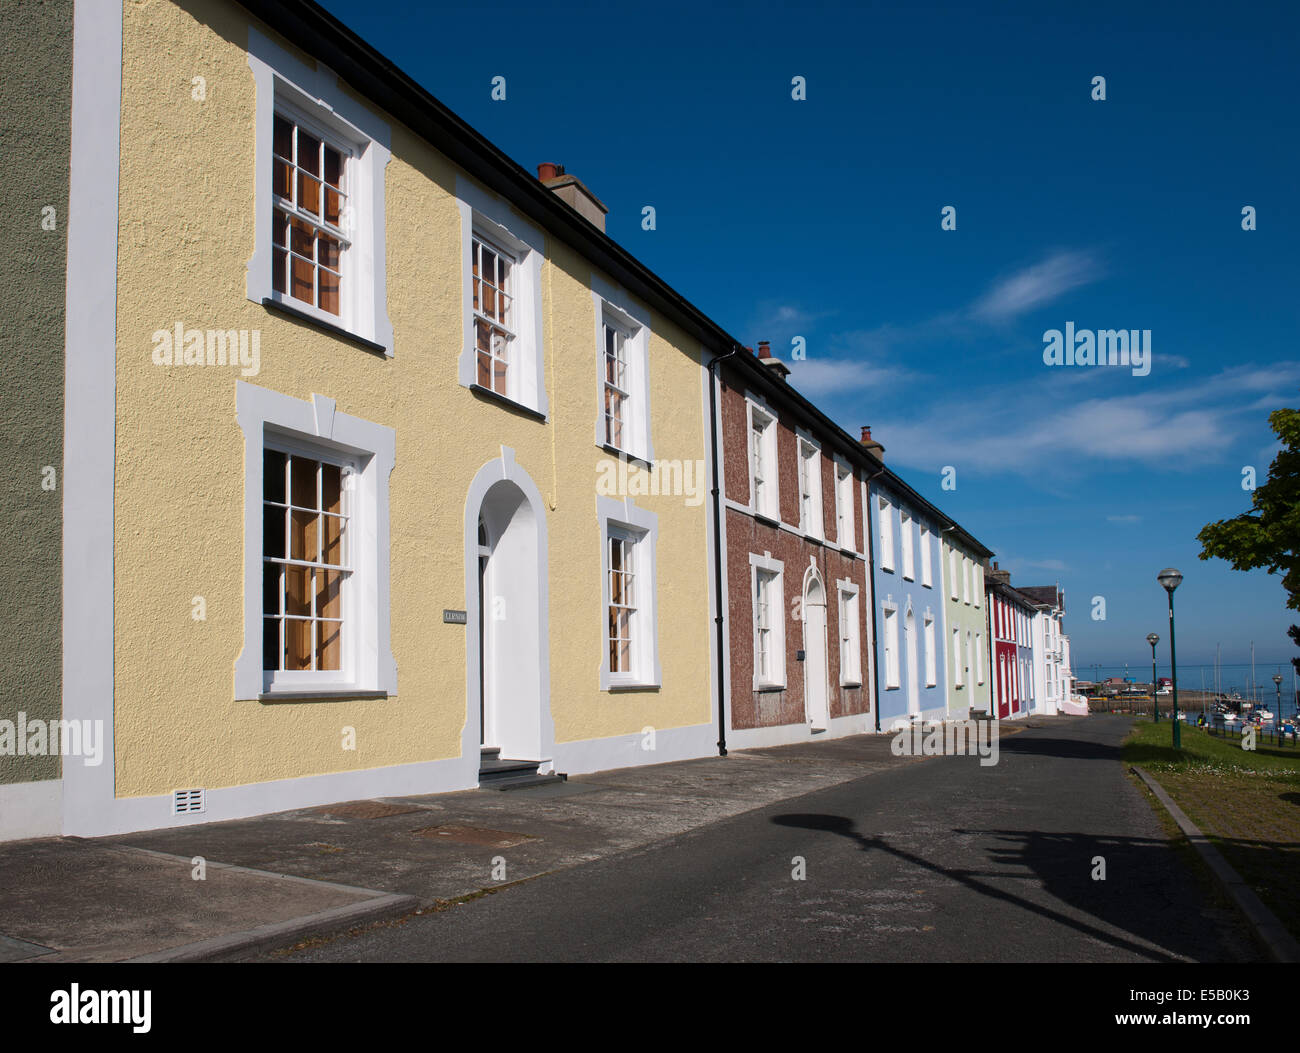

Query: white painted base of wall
left=882, top=706, right=951, bottom=731
left=726, top=712, right=873, bottom=751
left=61, top=755, right=479, bottom=839
left=0, top=779, right=63, bottom=841
left=553, top=722, right=717, bottom=775
left=35, top=723, right=720, bottom=841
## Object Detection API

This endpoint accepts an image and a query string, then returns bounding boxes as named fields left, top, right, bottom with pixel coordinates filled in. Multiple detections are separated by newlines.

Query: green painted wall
left=0, top=0, right=73, bottom=785
left=941, top=541, right=993, bottom=714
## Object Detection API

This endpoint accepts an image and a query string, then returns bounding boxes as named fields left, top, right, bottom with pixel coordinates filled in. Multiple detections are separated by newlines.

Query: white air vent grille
left=173, top=788, right=205, bottom=815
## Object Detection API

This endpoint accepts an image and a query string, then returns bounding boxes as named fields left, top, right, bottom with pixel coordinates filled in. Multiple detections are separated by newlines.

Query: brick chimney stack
left=859, top=425, right=885, bottom=460
left=755, top=339, right=790, bottom=379
left=536, top=162, right=608, bottom=232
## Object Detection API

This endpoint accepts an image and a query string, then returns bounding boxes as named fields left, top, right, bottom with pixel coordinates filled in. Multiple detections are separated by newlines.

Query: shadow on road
left=996, top=735, right=1122, bottom=762
left=770, top=812, right=1238, bottom=962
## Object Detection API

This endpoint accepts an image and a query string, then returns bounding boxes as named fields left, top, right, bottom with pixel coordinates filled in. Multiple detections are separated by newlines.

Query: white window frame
left=900, top=510, right=915, bottom=581
left=837, top=580, right=862, bottom=687
left=882, top=601, right=900, bottom=690
left=597, top=497, right=660, bottom=691
left=246, top=29, right=394, bottom=354
left=455, top=176, right=548, bottom=417
left=260, top=432, right=356, bottom=686
left=976, top=633, right=985, bottom=685
left=834, top=459, right=856, bottom=551
left=919, top=524, right=932, bottom=587
left=593, top=282, right=653, bottom=462
left=796, top=432, right=823, bottom=540
left=751, top=552, right=786, bottom=690
left=234, top=382, right=396, bottom=700
left=949, top=548, right=960, bottom=601
left=963, top=556, right=971, bottom=605
left=747, top=398, right=779, bottom=521
left=878, top=495, right=894, bottom=572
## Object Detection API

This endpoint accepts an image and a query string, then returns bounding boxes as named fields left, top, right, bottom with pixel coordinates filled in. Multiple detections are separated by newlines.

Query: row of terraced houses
left=0, top=0, right=1074, bottom=842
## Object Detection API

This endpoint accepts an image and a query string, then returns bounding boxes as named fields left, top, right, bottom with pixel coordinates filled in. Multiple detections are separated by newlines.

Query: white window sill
left=753, top=509, right=780, bottom=526
left=469, top=382, right=547, bottom=422
left=258, top=686, right=389, bottom=702
left=755, top=680, right=786, bottom=693
left=841, top=680, right=863, bottom=689
left=262, top=295, right=388, bottom=356
left=598, top=442, right=653, bottom=470
left=607, top=680, right=662, bottom=693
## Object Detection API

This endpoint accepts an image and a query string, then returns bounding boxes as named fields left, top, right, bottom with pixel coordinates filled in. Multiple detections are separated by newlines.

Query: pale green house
left=939, top=526, right=994, bottom=716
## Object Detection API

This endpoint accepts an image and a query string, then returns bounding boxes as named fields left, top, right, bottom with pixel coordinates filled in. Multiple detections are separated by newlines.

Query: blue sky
left=321, top=0, right=1300, bottom=676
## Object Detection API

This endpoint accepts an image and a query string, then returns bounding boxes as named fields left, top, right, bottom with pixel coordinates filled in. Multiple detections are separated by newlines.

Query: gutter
left=708, top=346, right=740, bottom=756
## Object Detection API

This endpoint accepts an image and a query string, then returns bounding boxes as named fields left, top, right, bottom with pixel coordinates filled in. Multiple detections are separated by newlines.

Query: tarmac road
left=261, top=715, right=1260, bottom=962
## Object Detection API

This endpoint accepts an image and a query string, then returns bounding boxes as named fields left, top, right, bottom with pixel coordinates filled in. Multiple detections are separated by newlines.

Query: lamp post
left=1157, top=568, right=1183, bottom=748
left=1147, top=633, right=1160, bottom=721
left=1274, top=673, right=1283, bottom=722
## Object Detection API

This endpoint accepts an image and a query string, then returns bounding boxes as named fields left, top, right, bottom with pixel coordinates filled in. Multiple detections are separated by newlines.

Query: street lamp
left=1157, top=568, right=1183, bottom=749
left=1147, top=632, right=1160, bottom=722
left=1273, top=673, right=1283, bottom=720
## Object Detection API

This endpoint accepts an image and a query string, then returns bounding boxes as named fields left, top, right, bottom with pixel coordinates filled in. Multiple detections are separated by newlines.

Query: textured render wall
left=0, top=0, right=72, bottom=786
left=544, top=238, right=713, bottom=744
left=941, top=542, right=992, bottom=713
left=113, top=0, right=712, bottom=797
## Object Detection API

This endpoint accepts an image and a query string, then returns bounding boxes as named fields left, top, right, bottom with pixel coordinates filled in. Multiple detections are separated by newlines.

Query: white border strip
left=61, top=0, right=122, bottom=839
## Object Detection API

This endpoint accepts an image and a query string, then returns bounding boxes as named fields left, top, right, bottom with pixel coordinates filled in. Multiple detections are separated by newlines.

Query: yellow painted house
left=46, top=0, right=735, bottom=838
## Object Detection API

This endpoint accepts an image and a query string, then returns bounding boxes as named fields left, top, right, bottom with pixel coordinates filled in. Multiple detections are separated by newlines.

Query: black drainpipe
left=865, top=465, right=886, bottom=732
left=708, top=345, right=740, bottom=756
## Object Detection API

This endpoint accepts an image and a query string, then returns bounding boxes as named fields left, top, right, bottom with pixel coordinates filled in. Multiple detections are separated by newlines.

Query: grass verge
left=1123, top=720, right=1300, bottom=943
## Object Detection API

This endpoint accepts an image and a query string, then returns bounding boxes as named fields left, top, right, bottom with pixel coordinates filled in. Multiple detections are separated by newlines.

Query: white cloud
left=1107, top=515, right=1143, bottom=524
left=856, top=363, right=1300, bottom=477
left=785, top=357, right=912, bottom=398
left=970, top=250, right=1103, bottom=322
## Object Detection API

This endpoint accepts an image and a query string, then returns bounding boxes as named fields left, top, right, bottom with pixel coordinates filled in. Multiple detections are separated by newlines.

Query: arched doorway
left=802, top=566, right=829, bottom=731
left=904, top=605, right=919, bottom=715
left=463, top=450, right=553, bottom=777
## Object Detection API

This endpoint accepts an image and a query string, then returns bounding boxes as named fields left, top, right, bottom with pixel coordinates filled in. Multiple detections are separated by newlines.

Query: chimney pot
left=861, top=426, right=872, bottom=443
left=537, top=162, right=564, bottom=181
left=757, top=341, right=771, bottom=359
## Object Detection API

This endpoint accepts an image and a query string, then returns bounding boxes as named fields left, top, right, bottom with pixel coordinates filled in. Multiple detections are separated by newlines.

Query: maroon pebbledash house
left=711, top=341, right=883, bottom=748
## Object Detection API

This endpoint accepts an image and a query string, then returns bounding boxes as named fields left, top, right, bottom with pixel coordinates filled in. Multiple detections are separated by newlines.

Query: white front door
left=478, top=479, right=542, bottom=760
left=804, top=575, right=829, bottom=731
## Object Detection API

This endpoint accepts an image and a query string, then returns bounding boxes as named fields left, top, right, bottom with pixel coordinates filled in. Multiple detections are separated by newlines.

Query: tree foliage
left=1198, top=406, right=1300, bottom=669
